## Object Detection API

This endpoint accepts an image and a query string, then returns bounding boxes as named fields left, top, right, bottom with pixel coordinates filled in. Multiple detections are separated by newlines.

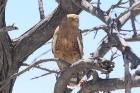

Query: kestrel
left=52, top=14, right=83, bottom=71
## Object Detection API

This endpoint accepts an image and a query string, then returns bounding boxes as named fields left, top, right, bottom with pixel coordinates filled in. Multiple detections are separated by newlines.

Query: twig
left=30, top=72, right=52, bottom=80
left=97, top=0, right=100, bottom=8
left=71, top=0, right=111, bottom=25
left=0, top=24, right=18, bottom=32
left=120, top=28, right=140, bottom=32
left=22, top=63, right=59, bottom=74
left=38, top=0, right=45, bottom=20
left=129, top=0, right=137, bottom=37
left=106, top=0, right=129, bottom=15
left=119, top=33, right=128, bottom=36
left=94, top=30, right=98, bottom=39
left=117, top=6, right=129, bottom=9
left=0, top=58, right=70, bottom=86
left=117, top=0, right=140, bottom=20
left=32, top=49, right=51, bottom=63
left=81, top=24, right=108, bottom=35
left=110, top=48, right=120, bottom=61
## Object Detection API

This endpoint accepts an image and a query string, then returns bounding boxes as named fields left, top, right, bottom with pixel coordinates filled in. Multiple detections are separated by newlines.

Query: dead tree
left=0, top=0, right=140, bottom=93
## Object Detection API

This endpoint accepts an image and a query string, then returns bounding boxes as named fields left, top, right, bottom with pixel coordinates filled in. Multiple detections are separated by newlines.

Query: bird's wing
left=52, top=27, right=59, bottom=54
left=77, top=30, right=84, bottom=58
left=52, top=35, right=57, bottom=54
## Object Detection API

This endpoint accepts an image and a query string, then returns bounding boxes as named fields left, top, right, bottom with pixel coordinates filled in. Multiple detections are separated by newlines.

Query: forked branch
left=54, top=57, right=114, bottom=93
left=0, top=58, right=70, bottom=86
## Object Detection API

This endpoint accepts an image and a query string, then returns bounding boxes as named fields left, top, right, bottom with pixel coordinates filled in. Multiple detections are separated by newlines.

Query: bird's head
left=61, top=14, right=79, bottom=27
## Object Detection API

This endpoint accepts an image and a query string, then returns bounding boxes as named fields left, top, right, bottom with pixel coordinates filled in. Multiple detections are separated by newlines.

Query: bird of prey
left=52, top=14, right=83, bottom=71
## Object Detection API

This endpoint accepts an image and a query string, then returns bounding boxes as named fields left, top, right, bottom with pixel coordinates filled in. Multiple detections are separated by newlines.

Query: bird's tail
left=67, top=72, right=83, bottom=88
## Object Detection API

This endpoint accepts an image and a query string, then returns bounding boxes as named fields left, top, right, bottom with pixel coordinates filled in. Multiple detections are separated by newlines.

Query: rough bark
left=54, top=57, right=114, bottom=93
left=0, top=0, right=17, bottom=93
left=78, top=75, right=140, bottom=93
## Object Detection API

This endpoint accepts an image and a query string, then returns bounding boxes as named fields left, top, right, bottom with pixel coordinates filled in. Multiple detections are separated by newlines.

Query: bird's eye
left=75, top=19, right=79, bottom=23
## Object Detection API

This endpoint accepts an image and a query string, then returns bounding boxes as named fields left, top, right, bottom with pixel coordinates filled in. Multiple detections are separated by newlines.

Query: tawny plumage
left=52, top=14, right=83, bottom=71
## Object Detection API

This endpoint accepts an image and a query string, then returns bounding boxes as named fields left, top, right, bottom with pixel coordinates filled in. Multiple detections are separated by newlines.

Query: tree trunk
left=0, top=0, right=19, bottom=93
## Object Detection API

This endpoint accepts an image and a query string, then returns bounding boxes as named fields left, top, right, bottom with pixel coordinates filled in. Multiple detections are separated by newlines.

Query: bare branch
left=32, top=49, right=51, bottom=63
left=110, top=48, right=120, bottom=61
left=106, top=0, right=129, bottom=14
left=108, top=25, right=140, bottom=69
left=90, top=2, right=101, bottom=5
left=120, top=28, right=140, bottom=32
left=54, top=57, right=114, bottom=93
left=81, top=25, right=108, bottom=34
left=0, top=24, right=18, bottom=32
left=91, top=36, right=112, bottom=58
left=78, top=75, right=140, bottom=93
left=0, top=58, right=70, bottom=86
left=71, top=0, right=111, bottom=25
left=38, top=0, right=45, bottom=20
left=30, top=72, right=52, bottom=80
left=129, top=0, right=137, bottom=37
left=124, top=34, right=140, bottom=42
left=117, top=0, right=140, bottom=20
left=22, top=63, right=59, bottom=74
left=97, top=0, right=100, bottom=8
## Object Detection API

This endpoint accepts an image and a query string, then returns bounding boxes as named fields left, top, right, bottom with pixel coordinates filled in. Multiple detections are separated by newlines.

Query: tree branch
left=129, top=0, right=137, bottom=38
left=71, top=0, right=135, bottom=62
left=30, top=72, right=53, bottom=80
left=108, top=24, right=140, bottom=69
left=0, top=58, right=70, bottom=86
left=97, top=0, right=100, bottom=8
left=78, top=74, right=140, bottom=93
left=106, top=0, right=129, bottom=15
left=71, top=0, right=111, bottom=25
left=91, top=36, right=112, bottom=58
left=22, top=63, right=58, bottom=73
left=38, top=0, right=45, bottom=20
left=13, top=5, right=67, bottom=64
left=117, top=0, right=140, bottom=20
left=124, top=34, right=140, bottom=42
left=81, top=24, right=108, bottom=35
left=54, top=57, right=114, bottom=93
left=0, top=24, right=18, bottom=32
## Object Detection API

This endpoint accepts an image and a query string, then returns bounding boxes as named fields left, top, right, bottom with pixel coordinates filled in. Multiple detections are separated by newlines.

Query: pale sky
left=5, top=0, right=140, bottom=93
